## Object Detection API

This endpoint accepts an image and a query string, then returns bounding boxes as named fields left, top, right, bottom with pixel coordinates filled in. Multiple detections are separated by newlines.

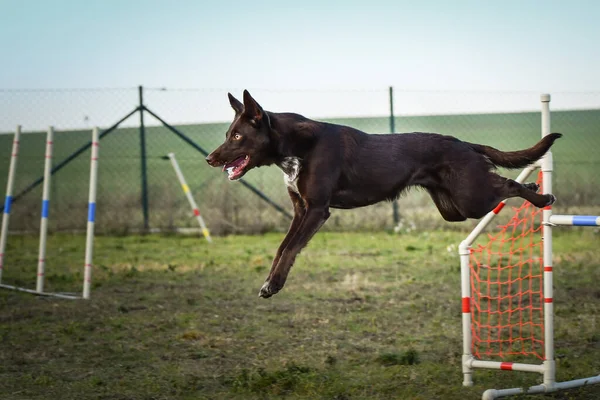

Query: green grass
left=1, top=109, right=599, bottom=234
left=1, top=229, right=599, bottom=399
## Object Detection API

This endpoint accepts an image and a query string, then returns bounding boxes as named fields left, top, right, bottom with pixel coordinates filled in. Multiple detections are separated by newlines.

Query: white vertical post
left=459, top=241, right=474, bottom=386
left=540, top=93, right=556, bottom=388
left=83, top=127, right=99, bottom=299
left=36, top=126, right=54, bottom=293
left=167, top=153, right=212, bottom=243
left=0, top=125, right=21, bottom=284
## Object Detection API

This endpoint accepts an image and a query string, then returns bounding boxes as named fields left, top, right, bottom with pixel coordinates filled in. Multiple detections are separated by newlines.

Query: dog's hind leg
left=427, top=188, right=466, bottom=222
left=493, top=174, right=555, bottom=208
left=522, top=182, right=540, bottom=192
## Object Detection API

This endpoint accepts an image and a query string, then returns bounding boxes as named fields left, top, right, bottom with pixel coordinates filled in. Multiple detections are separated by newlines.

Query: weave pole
left=36, top=127, right=54, bottom=293
left=0, top=126, right=21, bottom=284
left=82, top=127, right=99, bottom=299
left=167, top=153, right=212, bottom=243
left=0, top=127, right=96, bottom=300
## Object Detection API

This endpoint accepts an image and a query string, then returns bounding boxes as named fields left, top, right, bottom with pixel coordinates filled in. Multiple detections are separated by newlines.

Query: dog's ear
left=242, top=89, right=265, bottom=126
left=228, top=93, right=243, bottom=115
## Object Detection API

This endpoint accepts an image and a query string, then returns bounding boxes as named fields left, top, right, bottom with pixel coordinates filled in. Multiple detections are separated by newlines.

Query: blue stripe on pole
left=3, top=196, right=11, bottom=214
left=88, top=202, right=96, bottom=222
left=572, top=215, right=600, bottom=226
left=41, top=200, right=50, bottom=218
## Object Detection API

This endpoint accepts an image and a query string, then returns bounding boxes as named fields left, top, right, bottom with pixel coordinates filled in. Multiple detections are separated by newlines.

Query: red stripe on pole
left=193, top=209, right=200, bottom=216
left=544, top=298, right=553, bottom=303
left=462, top=297, right=470, bottom=313
left=493, top=202, right=505, bottom=214
left=544, top=266, right=552, bottom=272
left=37, top=273, right=44, bottom=276
left=47, top=141, right=53, bottom=144
left=500, top=362, right=513, bottom=371
left=543, top=205, right=552, bottom=210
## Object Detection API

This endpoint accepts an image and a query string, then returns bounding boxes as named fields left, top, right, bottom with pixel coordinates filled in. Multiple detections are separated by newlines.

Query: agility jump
left=459, top=94, right=600, bottom=399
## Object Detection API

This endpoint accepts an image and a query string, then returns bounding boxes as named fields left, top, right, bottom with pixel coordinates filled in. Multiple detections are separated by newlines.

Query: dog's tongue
left=223, top=156, right=246, bottom=171
left=223, top=155, right=249, bottom=180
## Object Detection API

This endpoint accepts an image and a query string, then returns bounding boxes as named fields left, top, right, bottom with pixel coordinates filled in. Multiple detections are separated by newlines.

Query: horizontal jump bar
left=549, top=215, right=600, bottom=226
left=468, top=359, right=544, bottom=374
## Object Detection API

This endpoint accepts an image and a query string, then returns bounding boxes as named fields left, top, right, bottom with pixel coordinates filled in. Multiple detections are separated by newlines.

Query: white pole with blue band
left=36, top=126, right=54, bottom=293
left=0, top=125, right=21, bottom=284
left=549, top=215, right=600, bottom=226
left=83, top=127, right=99, bottom=299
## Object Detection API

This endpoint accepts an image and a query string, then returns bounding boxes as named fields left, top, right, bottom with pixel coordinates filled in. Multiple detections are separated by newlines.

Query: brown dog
left=206, top=90, right=560, bottom=298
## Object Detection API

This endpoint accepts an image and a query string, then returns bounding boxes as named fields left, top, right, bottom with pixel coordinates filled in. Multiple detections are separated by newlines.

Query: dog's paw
left=258, top=280, right=281, bottom=299
left=545, top=194, right=556, bottom=207
left=523, top=182, right=540, bottom=192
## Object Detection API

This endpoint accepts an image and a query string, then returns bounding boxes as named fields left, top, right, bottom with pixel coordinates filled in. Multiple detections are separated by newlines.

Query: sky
left=1, top=0, right=600, bottom=130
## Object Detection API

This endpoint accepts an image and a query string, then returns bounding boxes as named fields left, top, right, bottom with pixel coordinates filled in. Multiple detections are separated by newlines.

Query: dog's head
left=206, top=90, right=275, bottom=180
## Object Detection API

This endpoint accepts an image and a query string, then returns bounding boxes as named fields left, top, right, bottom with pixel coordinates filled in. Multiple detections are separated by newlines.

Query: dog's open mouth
left=223, top=155, right=250, bottom=180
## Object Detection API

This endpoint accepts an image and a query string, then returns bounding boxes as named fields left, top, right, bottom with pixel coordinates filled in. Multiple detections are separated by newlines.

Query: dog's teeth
left=245, top=155, right=249, bottom=160
left=226, top=167, right=234, bottom=176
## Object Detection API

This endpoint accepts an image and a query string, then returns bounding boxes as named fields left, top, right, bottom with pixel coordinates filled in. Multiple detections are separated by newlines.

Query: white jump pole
left=36, top=126, right=54, bottom=293
left=167, top=153, right=212, bottom=243
left=548, top=215, right=600, bottom=226
left=0, top=125, right=21, bottom=284
left=540, top=93, right=556, bottom=389
left=82, top=127, right=99, bottom=299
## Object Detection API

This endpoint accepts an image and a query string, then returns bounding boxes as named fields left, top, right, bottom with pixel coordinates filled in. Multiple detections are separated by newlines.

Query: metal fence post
left=139, top=85, right=149, bottom=231
left=389, top=86, right=400, bottom=225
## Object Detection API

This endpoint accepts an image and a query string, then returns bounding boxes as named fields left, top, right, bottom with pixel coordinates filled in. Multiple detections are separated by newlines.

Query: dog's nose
left=205, top=153, right=218, bottom=167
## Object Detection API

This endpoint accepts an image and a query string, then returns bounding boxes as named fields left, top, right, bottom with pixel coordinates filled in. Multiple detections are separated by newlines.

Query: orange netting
left=469, top=171, right=545, bottom=360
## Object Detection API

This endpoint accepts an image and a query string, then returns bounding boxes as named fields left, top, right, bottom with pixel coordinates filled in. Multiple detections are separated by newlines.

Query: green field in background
left=0, top=109, right=599, bottom=232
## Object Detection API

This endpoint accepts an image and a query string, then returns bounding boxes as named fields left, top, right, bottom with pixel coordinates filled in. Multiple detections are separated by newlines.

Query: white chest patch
left=278, top=157, right=302, bottom=194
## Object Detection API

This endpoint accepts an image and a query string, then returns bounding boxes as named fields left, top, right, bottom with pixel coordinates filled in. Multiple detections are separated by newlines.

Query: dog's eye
left=233, top=133, right=242, bottom=140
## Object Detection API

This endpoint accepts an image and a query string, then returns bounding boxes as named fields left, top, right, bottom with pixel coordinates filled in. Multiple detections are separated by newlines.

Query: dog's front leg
left=259, top=204, right=330, bottom=298
left=266, top=190, right=306, bottom=279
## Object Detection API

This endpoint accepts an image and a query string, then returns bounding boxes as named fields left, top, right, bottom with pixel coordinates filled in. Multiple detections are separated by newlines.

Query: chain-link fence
left=1, top=88, right=599, bottom=235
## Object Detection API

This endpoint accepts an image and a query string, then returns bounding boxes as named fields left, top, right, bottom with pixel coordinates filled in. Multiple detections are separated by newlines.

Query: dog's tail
left=469, top=133, right=562, bottom=169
